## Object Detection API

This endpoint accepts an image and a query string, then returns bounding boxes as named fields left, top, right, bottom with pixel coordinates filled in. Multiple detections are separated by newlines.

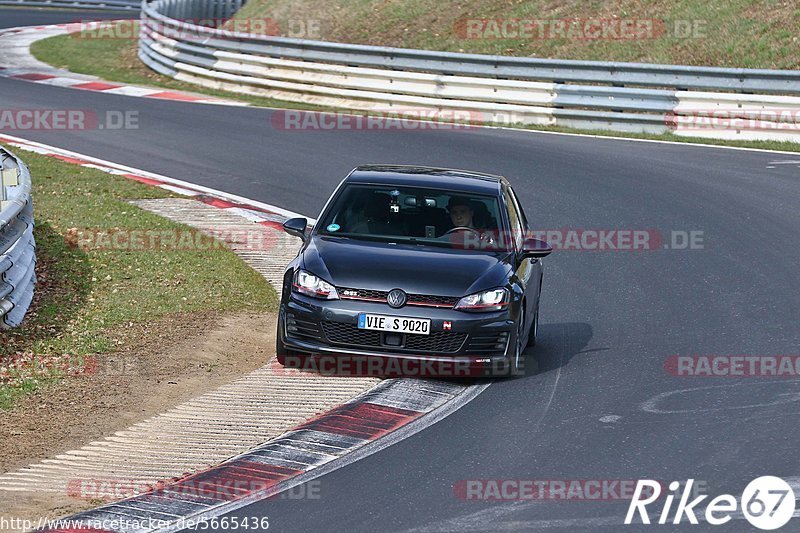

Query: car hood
left=302, top=236, right=513, bottom=297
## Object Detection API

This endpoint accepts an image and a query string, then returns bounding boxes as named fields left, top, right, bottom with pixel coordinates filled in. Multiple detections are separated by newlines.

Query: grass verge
left=29, top=23, right=324, bottom=111
left=233, top=0, right=800, bottom=69
left=0, top=147, right=277, bottom=409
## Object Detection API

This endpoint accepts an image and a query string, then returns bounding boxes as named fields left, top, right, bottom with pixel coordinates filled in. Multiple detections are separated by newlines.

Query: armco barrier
left=138, top=0, right=800, bottom=141
left=0, top=0, right=138, bottom=10
left=0, top=147, right=36, bottom=329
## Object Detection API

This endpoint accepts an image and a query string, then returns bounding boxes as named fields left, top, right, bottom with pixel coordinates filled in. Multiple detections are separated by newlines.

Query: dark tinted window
left=317, top=184, right=506, bottom=249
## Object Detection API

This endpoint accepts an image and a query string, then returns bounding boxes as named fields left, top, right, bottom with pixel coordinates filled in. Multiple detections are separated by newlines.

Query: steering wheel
left=445, top=226, right=481, bottom=237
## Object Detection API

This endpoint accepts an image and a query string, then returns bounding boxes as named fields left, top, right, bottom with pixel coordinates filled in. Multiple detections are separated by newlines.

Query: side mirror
left=521, top=237, right=552, bottom=259
left=283, top=217, right=308, bottom=241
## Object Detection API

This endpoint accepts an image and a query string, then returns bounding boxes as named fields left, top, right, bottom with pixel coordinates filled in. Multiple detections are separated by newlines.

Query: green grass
left=235, top=0, right=800, bottom=69
left=30, top=23, right=324, bottom=111
left=0, top=148, right=278, bottom=409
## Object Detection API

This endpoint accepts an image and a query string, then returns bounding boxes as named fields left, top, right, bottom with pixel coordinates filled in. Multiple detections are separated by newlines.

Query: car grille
left=321, top=321, right=467, bottom=353
left=339, top=288, right=387, bottom=300
left=408, top=294, right=460, bottom=307
left=338, top=287, right=459, bottom=308
left=404, top=331, right=468, bottom=353
left=322, top=321, right=382, bottom=346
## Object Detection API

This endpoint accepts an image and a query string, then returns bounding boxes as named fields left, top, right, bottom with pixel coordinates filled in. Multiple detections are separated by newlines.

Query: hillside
left=232, top=0, right=799, bottom=69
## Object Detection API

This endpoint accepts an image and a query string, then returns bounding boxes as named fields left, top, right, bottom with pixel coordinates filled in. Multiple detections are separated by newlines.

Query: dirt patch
left=0, top=311, right=275, bottom=473
left=119, top=37, right=165, bottom=83
left=0, top=310, right=275, bottom=526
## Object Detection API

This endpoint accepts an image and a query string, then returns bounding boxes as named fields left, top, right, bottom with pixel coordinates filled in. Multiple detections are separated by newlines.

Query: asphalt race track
left=2, top=9, right=800, bottom=532
left=0, top=6, right=133, bottom=27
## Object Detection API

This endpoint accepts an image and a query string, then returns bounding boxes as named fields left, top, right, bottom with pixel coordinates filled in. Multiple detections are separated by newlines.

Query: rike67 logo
left=626, top=477, right=795, bottom=530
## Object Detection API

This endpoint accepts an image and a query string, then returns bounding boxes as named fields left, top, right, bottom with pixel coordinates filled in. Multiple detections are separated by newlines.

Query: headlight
left=292, top=269, right=339, bottom=299
left=454, top=288, right=509, bottom=312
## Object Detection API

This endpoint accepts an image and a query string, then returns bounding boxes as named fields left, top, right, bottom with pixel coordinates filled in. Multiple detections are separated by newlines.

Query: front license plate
left=357, top=313, right=431, bottom=335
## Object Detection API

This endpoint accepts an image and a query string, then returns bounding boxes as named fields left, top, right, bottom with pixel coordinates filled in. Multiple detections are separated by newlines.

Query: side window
left=503, top=187, right=524, bottom=250
left=509, top=187, right=528, bottom=231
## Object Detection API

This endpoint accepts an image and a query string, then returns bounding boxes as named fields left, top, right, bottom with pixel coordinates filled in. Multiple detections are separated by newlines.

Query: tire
left=277, top=346, right=310, bottom=369
left=276, top=319, right=287, bottom=366
left=527, top=304, right=539, bottom=347
left=512, top=307, right=526, bottom=376
left=528, top=276, right=542, bottom=347
left=276, top=315, right=302, bottom=367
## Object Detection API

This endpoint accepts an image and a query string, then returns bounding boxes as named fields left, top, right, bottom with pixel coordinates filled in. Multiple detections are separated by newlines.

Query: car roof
left=345, top=165, right=507, bottom=195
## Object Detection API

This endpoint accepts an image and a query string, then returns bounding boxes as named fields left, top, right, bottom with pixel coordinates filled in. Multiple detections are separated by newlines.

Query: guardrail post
left=211, top=0, right=220, bottom=25
left=1, top=167, right=19, bottom=210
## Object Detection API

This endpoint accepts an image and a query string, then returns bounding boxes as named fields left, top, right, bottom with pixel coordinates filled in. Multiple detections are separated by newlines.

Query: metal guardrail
left=0, top=147, right=36, bottom=329
left=137, top=0, right=800, bottom=141
left=0, top=0, right=139, bottom=10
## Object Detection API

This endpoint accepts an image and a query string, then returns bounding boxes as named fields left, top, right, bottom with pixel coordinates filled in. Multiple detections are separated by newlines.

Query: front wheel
left=527, top=305, right=539, bottom=347
left=276, top=319, right=287, bottom=366
left=511, top=308, right=526, bottom=375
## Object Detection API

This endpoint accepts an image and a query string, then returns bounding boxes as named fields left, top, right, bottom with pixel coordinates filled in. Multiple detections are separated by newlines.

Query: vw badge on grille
left=387, top=289, right=407, bottom=308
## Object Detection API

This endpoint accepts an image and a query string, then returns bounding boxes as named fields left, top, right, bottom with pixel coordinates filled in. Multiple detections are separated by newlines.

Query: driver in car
left=447, top=196, right=477, bottom=229
left=446, top=196, right=498, bottom=249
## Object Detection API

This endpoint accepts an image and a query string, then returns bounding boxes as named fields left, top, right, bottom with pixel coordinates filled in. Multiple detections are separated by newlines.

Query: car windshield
left=317, top=184, right=509, bottom=250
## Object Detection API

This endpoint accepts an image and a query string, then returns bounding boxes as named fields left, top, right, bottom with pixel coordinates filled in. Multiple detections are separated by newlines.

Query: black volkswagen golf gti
left=277, top=165, right=552, bottom=377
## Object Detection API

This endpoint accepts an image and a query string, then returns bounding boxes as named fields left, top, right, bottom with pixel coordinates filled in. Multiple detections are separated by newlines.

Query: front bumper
left=279, top=292, right=517, bottom=376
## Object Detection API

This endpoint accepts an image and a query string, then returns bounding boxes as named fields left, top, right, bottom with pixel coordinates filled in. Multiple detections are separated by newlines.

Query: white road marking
left=641, top=381, right=800, bottom=414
